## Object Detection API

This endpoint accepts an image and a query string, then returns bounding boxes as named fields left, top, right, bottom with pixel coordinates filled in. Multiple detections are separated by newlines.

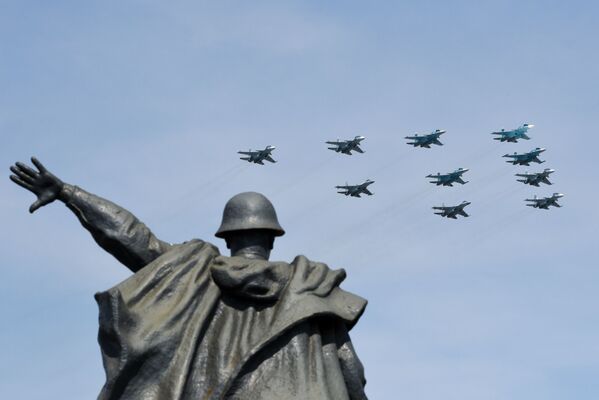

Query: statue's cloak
left=94, top=239, right=367, bottom=400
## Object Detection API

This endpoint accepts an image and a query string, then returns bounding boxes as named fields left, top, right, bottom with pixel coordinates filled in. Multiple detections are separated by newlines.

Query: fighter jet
left=516, top=168, right=555, bottom=187
left=238, top=145, right=276, bottom=165
left=427, top=168, right=469, bottom=186
left=503, top=147, right=546, bottom=166
left=525, top=193, right=564, bottom=209
left=433, top=201, right=471, bottom=219
left=335, top=179, right=375, bottom=197
left=326, top=136, right=366, bottom=155
left=405, top=129, right=446, bottom=148
left=491, top=123, right=534, bottom=142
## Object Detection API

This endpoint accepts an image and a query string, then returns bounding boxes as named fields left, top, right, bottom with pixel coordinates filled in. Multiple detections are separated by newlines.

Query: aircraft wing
left=363, top=188, right=373, bottom=195
left=335, top=185, right=351, bottom=189
left=265, top=155, right=276, bottom=163
left=354, top=146, right=364, bottom=153
left=458, top=210, right=469, bottom=217
left=432, top=206, right=449, bottom=211
left=326, top=140, right=342, bottom=145
left=515, top=173, right=534, bottom=177
left=237, top=151, right=254, bottom=155
left=405, top=135, right=419, bottom=140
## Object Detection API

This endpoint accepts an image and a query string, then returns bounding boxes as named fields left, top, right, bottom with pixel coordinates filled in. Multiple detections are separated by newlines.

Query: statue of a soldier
left=9, top=158, right=368, bottom=400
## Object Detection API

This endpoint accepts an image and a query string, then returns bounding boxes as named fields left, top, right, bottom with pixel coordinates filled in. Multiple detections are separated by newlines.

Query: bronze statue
left=10, top=157, right=368, bottom=400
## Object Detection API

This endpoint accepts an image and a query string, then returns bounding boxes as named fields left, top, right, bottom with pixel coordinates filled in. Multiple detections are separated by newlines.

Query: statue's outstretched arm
left=10, top=157, right=171, bottom=272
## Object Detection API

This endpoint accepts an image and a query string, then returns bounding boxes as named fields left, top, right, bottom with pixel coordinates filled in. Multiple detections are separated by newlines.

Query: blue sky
left=1, top=1, right=598, bottom=398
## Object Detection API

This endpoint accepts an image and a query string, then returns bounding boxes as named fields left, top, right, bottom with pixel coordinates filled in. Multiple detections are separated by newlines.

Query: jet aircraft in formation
left=236, top=123, right=564, bottom=214
left=491, top=123, right=534, bottom=142
left=238, top=145, right=277, bottom=165
left=503, top=147, right=546, bottom=166
left=432, top=201, right=471, bottom=219
left=525, top=193, right=564, bottom=209
left=426, top=168, right=469, bottom=186
left=335, top=179, right=375, bottom=198
left=326, top=136, right=366, bottom=155
left=405, top=129, right=445, bottom=148
left=516, top=168, right=555, bottom=187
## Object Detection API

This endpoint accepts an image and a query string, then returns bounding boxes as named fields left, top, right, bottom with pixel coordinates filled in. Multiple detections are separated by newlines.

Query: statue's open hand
left=9, top=157, right=64, bottom=213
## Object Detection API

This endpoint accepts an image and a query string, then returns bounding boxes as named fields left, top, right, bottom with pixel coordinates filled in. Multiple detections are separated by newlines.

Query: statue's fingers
left=29, top=195, right=53, bottom=213
left=15, top=162, right=39, bottom=178
left=29, top=199, right=44, bottom=213
left=31, top=157, right=48, bottom=173
left=10, top=175, right=35, bottom=192
left=10, top=166, right=36, bottom=184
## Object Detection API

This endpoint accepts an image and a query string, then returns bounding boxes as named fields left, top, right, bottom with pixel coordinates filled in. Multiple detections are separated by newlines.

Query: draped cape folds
left=94, top=239, right=368, bottom=400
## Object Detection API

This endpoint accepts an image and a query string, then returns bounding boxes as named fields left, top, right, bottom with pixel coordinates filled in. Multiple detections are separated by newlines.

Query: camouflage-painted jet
left=405, top=129, right=446, bottom=148
left=525, top=193, right=564, bottom=209
left=516, top=168, right=555, bottom=187
left=335, top=179, right=375, bottom=197
left=433, top=201, right=471, bottom=219
left=427, top=168, right=469, bottom=186
left=238, top=145, right=276, bottom=165
left=503, top=147, right=546, bottom=166
left=491, top=123, right=534, bottom=142
left=326, top=136, right=366, bottom=155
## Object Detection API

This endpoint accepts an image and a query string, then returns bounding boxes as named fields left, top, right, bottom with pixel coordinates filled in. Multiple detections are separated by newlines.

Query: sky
left=1, top=1, right=598, bottom=398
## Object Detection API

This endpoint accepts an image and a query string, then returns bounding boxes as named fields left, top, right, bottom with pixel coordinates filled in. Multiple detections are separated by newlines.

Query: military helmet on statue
left=215, top=192, right=285, bottom=238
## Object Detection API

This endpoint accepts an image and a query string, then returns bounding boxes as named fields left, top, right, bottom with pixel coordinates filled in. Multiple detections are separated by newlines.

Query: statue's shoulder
left=168, top=238, right=221, bottom=257
left=280, top=254, right=367, bottom=330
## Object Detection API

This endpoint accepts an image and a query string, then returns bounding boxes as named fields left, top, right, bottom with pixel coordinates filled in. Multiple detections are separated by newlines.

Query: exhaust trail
left=454, top=142, right=500, bottom=167
left=271, top=155, right=336, bottom=199
left=448, top=206, right=532, bottom=251
left=154, top=163, right=246, bottom=222
left=365, top=147, right=416, bottom=179
left=317, top=184, right=436, bottom=260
